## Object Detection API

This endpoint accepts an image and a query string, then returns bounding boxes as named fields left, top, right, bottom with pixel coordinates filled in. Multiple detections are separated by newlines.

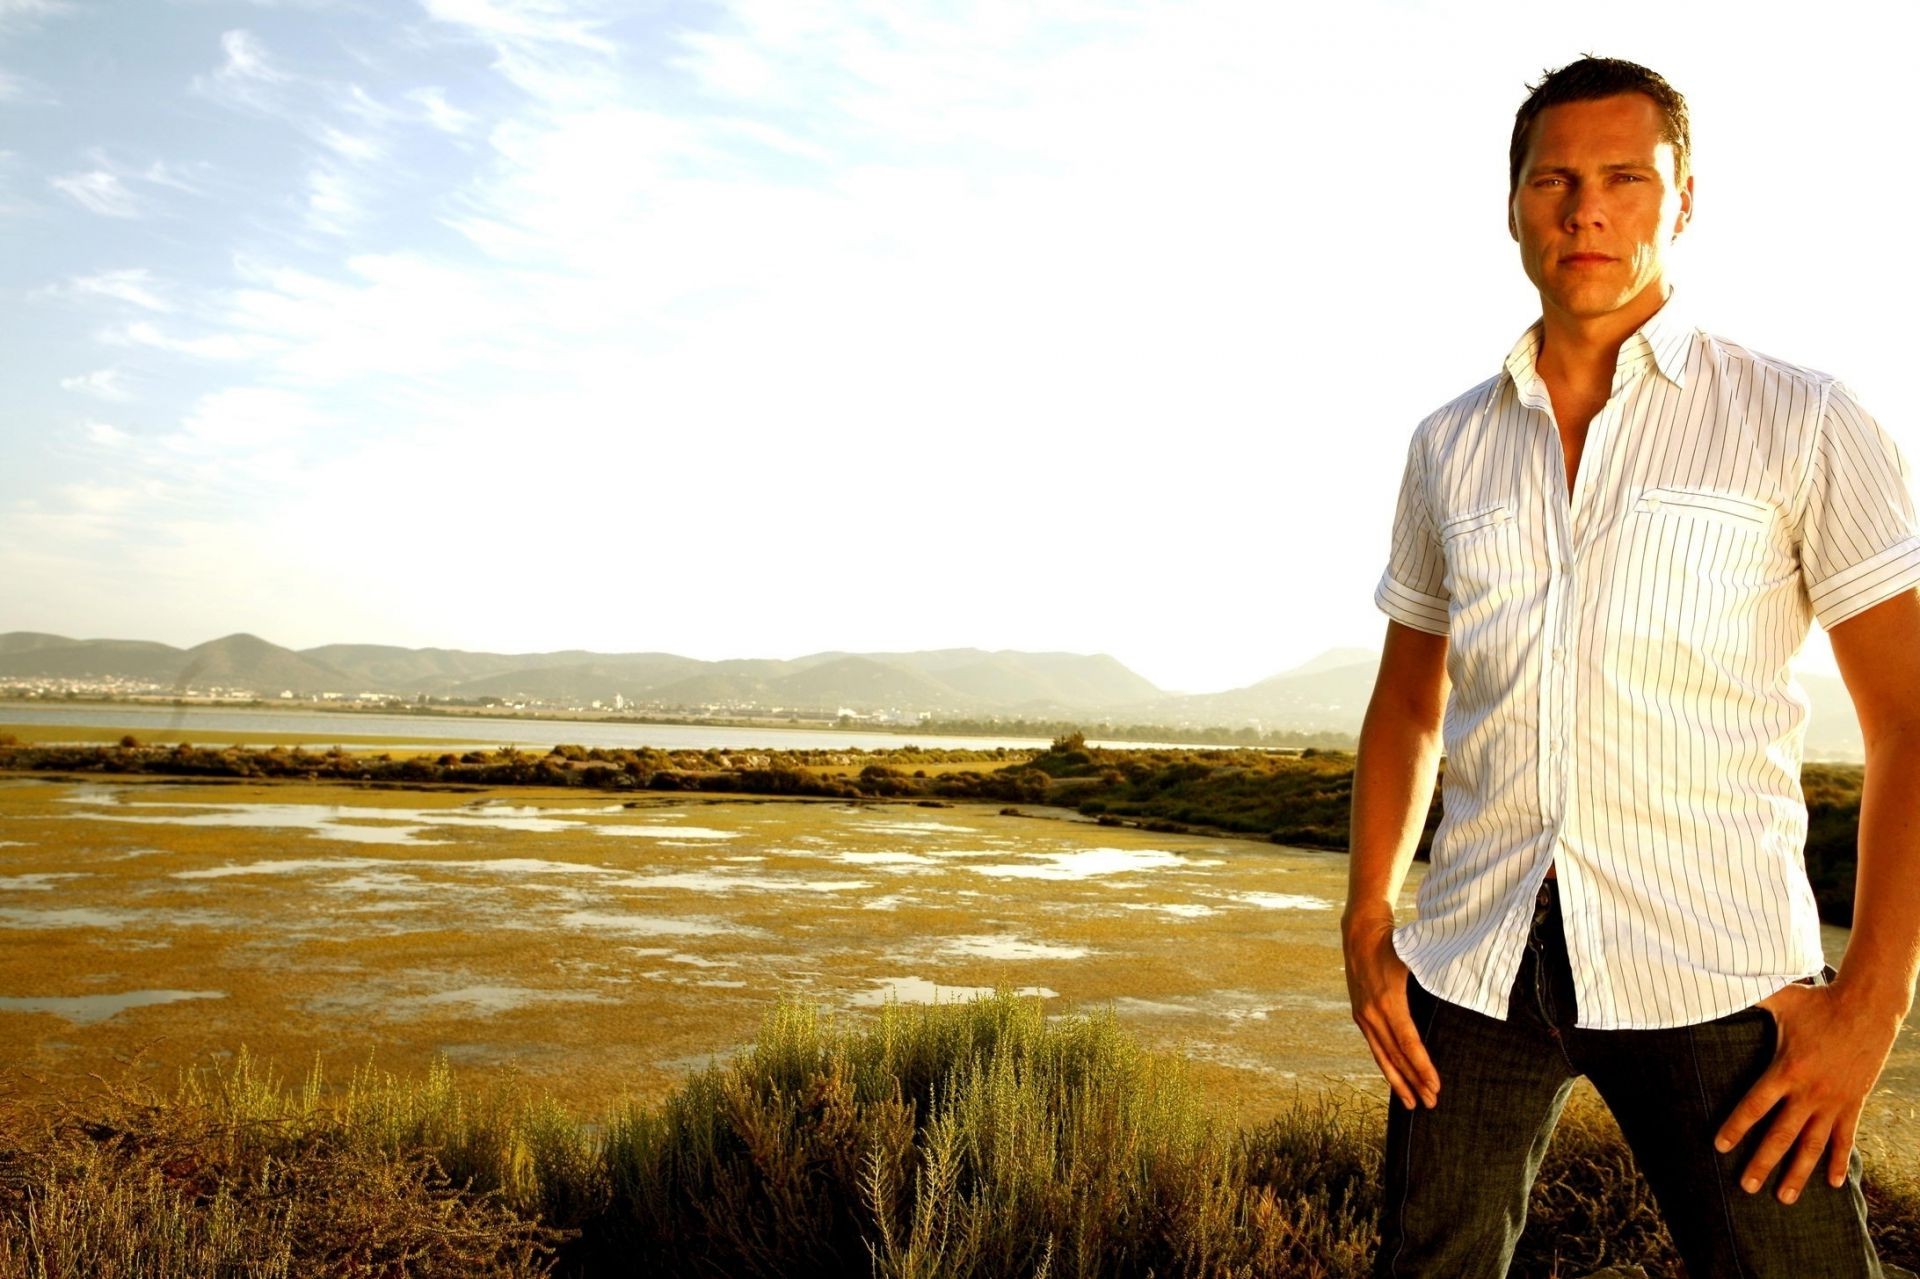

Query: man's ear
left=1507, top=201, right=1518, bottom=243
left=1673, top=174, right=1694, bottom=237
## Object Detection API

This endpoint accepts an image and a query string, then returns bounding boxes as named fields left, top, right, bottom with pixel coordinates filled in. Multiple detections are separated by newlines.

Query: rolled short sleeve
left=1798, top=382, right=1920, bottom=630
left=1374, top=434, right=1450, bottom=635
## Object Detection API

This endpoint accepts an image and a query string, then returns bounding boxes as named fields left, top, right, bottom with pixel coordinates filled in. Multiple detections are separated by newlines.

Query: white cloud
left=82, top=420, right=130, bottom=447
left=421, top=0, right=614, bottom=54
left=192, top=28, right=288, bottom=111
left=141, top=159, right=203, bottom=194
left=172, top=386, right=320, bottom=451
left=62, top=369, right=135, bottom=402
left=421, top=0, right=620, bottom=102
left=106, top=320, right=274, bottom=361
left=55, top=481, right=138, bottom=516
left=63, top=268, right=172, bottom=311
left=49, top=169, right=141, bottom=217
left=303, top=165, right=362, bottom=232
left=0, top=0, right=69, bottom=30
left=315, top=125, right=381, bottom=162
left=407, top=86, right=475, bottom=134
left=216, top=27, right=281, bottom=81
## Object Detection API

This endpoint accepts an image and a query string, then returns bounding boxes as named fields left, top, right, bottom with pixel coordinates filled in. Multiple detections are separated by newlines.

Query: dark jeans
left=1373, top=879, right=1882, bottom=1278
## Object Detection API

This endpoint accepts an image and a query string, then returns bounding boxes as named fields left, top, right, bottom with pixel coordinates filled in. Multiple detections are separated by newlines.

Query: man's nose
left=1561, top=184, right=1606, bottom=231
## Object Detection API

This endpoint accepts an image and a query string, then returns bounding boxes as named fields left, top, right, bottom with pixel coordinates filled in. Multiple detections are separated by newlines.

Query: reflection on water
left=310, top=983, right=613, bottom=1019
left=596, top=826, right=738, bottom=840
left=0, top=989, right=225, bottom=1025
left=0, top=904, right=244, bottom=930
left=608, top=872, right=872, bottom=893
left=58, top=790, right=746, bottom=846
left=858, top=820, right=979, bottom=835
left=852, top=976, right=1058, bottom=1007
left=836, top=851, right=938, bottom=868
left=965, top=847, right=1187, bottom=880
left=0, top=873, right=86, bottom=892
left=1231, top=892, right=1332, bottom=911
left=0, top=905, right=145, bottom=929
left=938, top=935, right=1091, bottom=961
left=557, top=911, right=740, bottom=938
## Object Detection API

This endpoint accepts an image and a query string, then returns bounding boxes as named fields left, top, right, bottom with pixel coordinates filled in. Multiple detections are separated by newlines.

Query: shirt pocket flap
left=1440, top=502, right=1516, bottom=539
left=1634, top=486, right=1773, bottom=529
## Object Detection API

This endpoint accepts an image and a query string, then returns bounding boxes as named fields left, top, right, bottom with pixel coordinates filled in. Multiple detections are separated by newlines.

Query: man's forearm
left=1835, top=723, right=1920, bottom=1018
left=1344, top=697, right=1444, bottom=926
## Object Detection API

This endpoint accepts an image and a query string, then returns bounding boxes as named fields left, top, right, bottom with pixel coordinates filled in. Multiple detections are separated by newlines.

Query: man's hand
left=1343, top=906, right=1440, bottom=1110
left=1713, top=980, right=1907, bottom=1204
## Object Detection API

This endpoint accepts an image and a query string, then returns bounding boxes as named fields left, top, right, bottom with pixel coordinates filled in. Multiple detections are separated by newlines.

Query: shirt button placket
left=1545, top=499, right=1577, bottom=835
left=1555, top=536, right=1578, bottom=835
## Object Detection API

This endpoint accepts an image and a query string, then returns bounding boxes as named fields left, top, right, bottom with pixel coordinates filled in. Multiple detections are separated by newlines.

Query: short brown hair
left=1508, top=56, right=1690, bottom=198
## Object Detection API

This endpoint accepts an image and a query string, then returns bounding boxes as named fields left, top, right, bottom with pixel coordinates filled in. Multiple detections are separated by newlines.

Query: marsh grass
left=2, top=994, right=1917, bottom=1278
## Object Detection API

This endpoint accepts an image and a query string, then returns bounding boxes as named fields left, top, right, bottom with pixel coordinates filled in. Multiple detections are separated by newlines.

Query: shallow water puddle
left=311, top=983, right=613, bottom=1019
left=0, top=905, right=145, bottom=929
left=1229, top=892, right=1332, bottom=911
left=607, top=871, right=873, bottom=893
left=937, top=935, right=1091, bottom=961
left=836, top=851, right=938, bottom=867
left=1115, top=902, right=1217, bottom=918
left=0, top=873, right=87, bottom=891
left=857, top=820, right=979, bottom=835
left=595, top=825, right=738, bottom=840
left=557, top=911, right=743, bottom=938
left=965, top=847, right=1188, bottom=880
left=851, top=976, right=1059, bottom=1006
left=0, top=989, right=225, bottom=1024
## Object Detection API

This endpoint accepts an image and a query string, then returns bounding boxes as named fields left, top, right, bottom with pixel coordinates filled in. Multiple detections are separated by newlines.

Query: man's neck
left=1535, top=281, right=1672, bottom=393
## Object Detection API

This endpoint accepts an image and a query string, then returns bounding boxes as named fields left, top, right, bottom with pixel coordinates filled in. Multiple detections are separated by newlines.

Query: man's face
left=1508, top=93, right=1693, bottom=323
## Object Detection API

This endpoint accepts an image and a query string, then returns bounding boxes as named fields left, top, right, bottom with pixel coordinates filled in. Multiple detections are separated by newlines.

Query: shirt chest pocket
left=1440, top=501, right=1525, bottom=629
left=1632, top=485, right=1774, bottom=530
left=1623, top=484, right=1786, bottom=609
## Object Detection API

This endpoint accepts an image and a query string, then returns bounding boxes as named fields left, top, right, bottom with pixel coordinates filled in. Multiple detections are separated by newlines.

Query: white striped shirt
left=1375, top=296, right=1920, bottom=1029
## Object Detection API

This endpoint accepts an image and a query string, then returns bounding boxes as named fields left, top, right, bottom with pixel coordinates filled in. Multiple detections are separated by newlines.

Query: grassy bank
left=8, top=992, right=1911, bottom=1278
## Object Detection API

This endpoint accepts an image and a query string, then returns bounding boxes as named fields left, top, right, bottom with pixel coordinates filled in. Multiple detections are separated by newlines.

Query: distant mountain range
left=0, top=631, right=1867, bottom=758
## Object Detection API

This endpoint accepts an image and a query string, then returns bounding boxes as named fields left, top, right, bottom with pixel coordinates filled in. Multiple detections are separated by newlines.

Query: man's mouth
left=1560, top=253, right=1615, bottom=265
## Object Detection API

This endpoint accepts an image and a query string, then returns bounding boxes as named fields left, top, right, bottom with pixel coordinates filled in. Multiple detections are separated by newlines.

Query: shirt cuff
left=1810, top=535, right=1920, bottom=630
left=1804, top=533, right=1920, bottom=626
left=1375, top=571, right=1449, bottom=635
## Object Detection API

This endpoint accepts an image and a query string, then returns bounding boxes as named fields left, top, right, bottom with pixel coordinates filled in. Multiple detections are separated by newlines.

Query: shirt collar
left=1502, top=291, right=1697, bottom=398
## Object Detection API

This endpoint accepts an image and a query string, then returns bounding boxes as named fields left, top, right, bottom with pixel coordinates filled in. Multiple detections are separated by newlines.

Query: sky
left=2, top=0, right=1913, bottom=693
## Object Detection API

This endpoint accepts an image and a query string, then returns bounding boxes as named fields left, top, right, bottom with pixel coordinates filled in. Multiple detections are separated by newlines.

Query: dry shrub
left=3, top=1003, right=1919, bottom=1278
left=0, top=1059, right=559, bottom=1279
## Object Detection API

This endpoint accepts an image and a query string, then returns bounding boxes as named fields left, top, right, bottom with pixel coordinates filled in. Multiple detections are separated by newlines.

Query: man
left=1345, top=56, right=1920, bottom=1277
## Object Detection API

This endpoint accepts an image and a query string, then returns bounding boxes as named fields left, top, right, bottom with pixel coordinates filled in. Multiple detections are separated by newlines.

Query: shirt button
left=1645, top=496, right=1662, bottom=510
left=1551, top=647, right=1565, bottom=661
